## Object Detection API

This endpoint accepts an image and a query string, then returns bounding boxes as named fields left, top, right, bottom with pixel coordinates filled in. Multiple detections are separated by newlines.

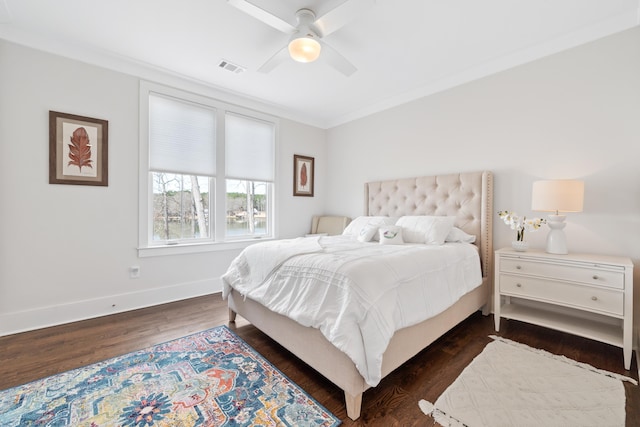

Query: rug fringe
left=418, top=399, right=434, bottom=415
left=489, top=335, right=638, bottom=385
left=419, top=399, right=467, bottom=427
left=418, top=399, right=468, bottom=427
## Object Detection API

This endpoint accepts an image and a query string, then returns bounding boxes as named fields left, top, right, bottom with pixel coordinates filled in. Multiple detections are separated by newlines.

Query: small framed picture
left=293, top=154, right=314, bottom=197
left=49, top=111, right=108, bottom=186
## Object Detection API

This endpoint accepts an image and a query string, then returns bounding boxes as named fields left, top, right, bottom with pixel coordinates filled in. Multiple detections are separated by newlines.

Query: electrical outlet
left=129, top=265, right=140, bottom=278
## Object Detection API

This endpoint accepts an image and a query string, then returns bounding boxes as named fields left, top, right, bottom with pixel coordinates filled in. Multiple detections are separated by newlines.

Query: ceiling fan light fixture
left=288, top=35, right=321, bottom=63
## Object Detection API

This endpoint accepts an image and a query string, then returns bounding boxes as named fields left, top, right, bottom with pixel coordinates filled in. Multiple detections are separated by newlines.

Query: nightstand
left=494, top=248, right=634, bottom=371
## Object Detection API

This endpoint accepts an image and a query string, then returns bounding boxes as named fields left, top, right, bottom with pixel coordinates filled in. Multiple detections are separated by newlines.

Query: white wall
left=327, top=27, right=640, bottom=256
left=0, top=40, right=327, bottom=335
left=326, top=27, right=640, bottom=343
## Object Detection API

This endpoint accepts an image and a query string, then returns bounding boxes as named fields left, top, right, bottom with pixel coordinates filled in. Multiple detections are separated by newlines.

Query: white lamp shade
left=288, top=36, right=321, bottom=63
left=531, top=180, right=584, bottom=213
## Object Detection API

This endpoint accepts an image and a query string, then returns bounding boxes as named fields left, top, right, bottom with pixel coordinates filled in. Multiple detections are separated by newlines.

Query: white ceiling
left=1, top=0, right=638, bottom=128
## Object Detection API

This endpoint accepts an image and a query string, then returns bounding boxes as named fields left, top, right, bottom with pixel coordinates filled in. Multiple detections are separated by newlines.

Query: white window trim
left=138, top=81, right=279, bottom=257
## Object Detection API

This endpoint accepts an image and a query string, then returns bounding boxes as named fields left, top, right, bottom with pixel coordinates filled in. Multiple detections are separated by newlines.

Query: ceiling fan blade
left=319, top=41, right=357, bottom=76
left=227, top=0, right=296, bottom=34
left=313, top=0, right=375, bottom=37
left=257, top=46, right=290, bottom=73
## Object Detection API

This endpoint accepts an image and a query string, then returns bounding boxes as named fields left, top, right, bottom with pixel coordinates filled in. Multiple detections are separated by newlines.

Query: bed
left=223, top=170, right=493, bottom=420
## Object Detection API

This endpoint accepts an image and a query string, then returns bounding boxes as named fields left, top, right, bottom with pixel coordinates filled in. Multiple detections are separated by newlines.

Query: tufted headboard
left=364, top=171, right=493, bottom=277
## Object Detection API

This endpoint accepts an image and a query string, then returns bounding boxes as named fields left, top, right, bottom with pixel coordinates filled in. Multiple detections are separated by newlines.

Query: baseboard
left=0, top=278, right=222, bottom=337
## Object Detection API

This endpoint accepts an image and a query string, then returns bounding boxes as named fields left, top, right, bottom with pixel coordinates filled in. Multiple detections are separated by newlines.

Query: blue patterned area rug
left=0, top=325, right=341, bottom=426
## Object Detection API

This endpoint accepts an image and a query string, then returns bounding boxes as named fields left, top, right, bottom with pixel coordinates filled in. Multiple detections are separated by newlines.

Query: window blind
left=149, top=94, right=216, bottom=176
left=225, top=113, right=274, bottom=181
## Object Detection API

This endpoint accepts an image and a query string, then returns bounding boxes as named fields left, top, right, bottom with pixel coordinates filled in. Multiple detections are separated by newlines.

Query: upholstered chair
left=309, top=215, right=351, bottom=236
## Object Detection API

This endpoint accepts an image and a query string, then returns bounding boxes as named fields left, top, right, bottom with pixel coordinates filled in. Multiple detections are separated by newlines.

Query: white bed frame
left=228, top=171, right=494, bottom=420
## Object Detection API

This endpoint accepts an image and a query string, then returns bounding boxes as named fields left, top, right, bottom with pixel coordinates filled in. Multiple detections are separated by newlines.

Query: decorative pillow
left=343, top=216, right=397, bottom=241
left=445, top=227, right=476, bottom=243
left=395, top=216, right=456, bottom=245
left=357, top=224, right=379, bottom=242
left=378, top=225, right=404, bottom=245
left=371, top=219, right=397, bottom=241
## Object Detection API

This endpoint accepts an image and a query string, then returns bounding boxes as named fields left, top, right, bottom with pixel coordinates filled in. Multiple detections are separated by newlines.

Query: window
left=152, top=173, right=210, bottom=241
left=139, top=82, right=276, bottom=255
left=149, top=94, right=215, bottom=244
left=225, top=113, right=274, bottom=240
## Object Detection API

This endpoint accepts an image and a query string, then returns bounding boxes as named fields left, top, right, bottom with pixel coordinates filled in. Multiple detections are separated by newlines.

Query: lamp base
left=546, top=214, right=568, bottom=254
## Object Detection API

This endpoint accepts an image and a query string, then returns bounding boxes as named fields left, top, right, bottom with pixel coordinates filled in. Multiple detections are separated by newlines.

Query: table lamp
left=531, top=180, right=584, bottom=254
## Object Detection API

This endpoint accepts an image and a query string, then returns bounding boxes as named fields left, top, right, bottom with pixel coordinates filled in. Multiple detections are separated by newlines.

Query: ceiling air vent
left=218, top=60, right=246, bottom=74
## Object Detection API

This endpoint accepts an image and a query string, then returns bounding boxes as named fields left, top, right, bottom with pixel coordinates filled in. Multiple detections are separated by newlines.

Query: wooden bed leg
left=345, top=392, right=362, bottom=421
left=228, top=308, right=237, bottom=323
left=481, top=303, right=490, bottom=316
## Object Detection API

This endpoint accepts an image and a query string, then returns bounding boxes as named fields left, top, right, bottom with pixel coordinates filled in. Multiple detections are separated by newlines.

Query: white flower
left=498, top=210, right=546, bottom=241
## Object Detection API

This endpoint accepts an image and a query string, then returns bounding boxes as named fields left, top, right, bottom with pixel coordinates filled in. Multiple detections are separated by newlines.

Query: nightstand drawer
left=500, top=257, right=624, bottom=290
left=500, top=274, right=624, bottom=316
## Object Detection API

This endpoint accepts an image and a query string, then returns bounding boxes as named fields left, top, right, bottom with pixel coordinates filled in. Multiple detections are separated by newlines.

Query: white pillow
left=357, top=224, right=379, bottom=242
left=378, top=225, right=404, bottom=245
left=343, top=216, right=397, bottom=241
left=395, top=216, right=456, bottom=245
left=446, top=227, right=476, bottom=243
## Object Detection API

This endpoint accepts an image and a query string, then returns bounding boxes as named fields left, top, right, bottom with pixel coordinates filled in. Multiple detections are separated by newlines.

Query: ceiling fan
left=227, top=0, right=374, bottom=76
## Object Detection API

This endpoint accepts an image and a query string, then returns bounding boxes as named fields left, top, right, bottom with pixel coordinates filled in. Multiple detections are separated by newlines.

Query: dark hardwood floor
left=1, top=293, right=638, bottom=426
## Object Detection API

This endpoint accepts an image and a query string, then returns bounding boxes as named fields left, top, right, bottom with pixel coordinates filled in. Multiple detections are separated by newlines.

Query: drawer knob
left=591, top=296, right=598, bottom=301
left=516, top=283, right=522, bottom=288
left=592, top=275, right=599, bottom=280
left=516, top=265, right=522, bottom=270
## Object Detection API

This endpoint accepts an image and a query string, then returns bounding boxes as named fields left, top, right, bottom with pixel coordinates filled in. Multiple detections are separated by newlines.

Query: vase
left=511, top=240, right=528, bottom=252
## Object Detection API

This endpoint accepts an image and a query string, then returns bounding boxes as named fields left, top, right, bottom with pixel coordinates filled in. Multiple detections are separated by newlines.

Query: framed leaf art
left=49, top=111, right=108, bottom=186
left=293, top=154, right=314, bottom=197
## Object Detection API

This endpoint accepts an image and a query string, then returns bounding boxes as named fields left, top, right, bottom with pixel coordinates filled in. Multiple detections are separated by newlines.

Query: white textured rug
left=419, top=336, right=637, bottom=427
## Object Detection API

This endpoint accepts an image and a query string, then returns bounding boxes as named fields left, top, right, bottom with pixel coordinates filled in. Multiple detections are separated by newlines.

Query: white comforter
left=222, top=235, right=482, bottom=387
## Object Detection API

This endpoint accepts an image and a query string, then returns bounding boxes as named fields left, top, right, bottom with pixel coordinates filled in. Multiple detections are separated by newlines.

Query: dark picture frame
left=49, top=111, right=108, bottom=186
left=293, top=154, right=314, bottom=197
